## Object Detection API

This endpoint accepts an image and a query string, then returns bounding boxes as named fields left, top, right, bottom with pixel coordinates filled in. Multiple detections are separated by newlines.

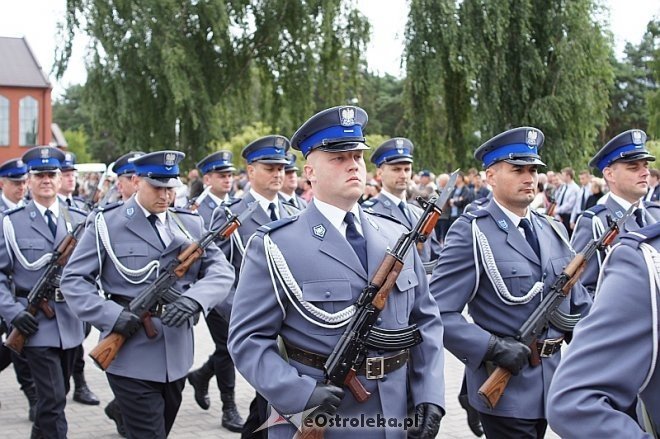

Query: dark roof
left=0, top=36, right=50, bottom=88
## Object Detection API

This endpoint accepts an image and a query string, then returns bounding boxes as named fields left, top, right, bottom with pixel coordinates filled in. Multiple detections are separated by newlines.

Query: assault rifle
left=297, top=170, right=459, bottom=439
left=4, top=221, right=86, bottom=354
left=89, top=203, right=258, bottom=370
left=478, top=203, right=637, bottom=409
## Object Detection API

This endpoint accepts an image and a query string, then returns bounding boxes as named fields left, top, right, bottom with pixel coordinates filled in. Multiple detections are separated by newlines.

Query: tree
left=62, top=129, right=92, bottom=163
left=56, top=0, right=370, bottom=166
left=404, top=0, right=614, bottom=170
left=648, top=19, right=660, bottom=138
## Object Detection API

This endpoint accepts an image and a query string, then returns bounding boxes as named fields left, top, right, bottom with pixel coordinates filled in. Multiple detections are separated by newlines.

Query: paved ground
left=0, top=320, right=558, bottom=438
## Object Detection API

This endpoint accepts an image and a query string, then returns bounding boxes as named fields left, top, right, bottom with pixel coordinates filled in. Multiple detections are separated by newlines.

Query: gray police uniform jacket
left=228, top=202, right=445, bottom=439
left=429, top=200, right=592, bottom=419
left=547, top=224, right=660, bottom=438
left=362, top=193, right=441, bottom=263
left=0, top=201, right=87, bottom=349
left=60, top=197, right=235, bottom=382
left=211, top=192, right=300, bottom=274
left=195, top=194, right=232, bottom=230
left=571, top=195, right=660, bottom=294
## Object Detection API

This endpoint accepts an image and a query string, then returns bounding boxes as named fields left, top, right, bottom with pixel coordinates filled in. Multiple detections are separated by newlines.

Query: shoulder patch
left=361, top=198, right=379, bottom=208
left=620, top=223, right=660, bottom=247
left=644, top=201, right=660, bottom=210
left=4, top=205, right=25, bottom=216
left=97, top=201, right=124, bottom=212
left=256, top=216, right=298, bottom=235
left=363, top=209, right=404, bottom=227
left=169, top=206, right=200, bottom=216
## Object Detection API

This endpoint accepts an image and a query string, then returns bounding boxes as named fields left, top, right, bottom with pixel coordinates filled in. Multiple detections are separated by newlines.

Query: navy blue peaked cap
left=112, top=151, right=145, bottom=176
left=291, top=106, right=369, bottom=157
left=0, top=158, right=28, bottom=180
left=21, top=146, right=66, bottom=172
left=474, top=127, right=545, bottom=168
left=284, top=153, right=299, bottom=172
left=197, top=150, right=236, bottom=174
left=371, top=137, right=414, bottom=166
left=132, top=150, right=185, bottom=188
left=241, top=136, right=290, bottom=165
left=589, top=129, right=655, bottom=171
left=61, top=151, right=77, bottom=171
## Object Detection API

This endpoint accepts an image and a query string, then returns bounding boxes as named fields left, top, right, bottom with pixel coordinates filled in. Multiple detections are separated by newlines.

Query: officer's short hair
left=561, top=167, right=574, bottom=179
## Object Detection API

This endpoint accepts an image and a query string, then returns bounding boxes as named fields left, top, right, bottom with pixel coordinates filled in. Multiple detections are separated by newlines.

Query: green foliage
left=62, top=129, right=92, bottom=162
left=56, top=0, right=370, bottom=167
left=210, top=122, right=274, bottom=169
left=404, top=0, right=614, bottom=171
left=648, top=19, right=660, bottom=138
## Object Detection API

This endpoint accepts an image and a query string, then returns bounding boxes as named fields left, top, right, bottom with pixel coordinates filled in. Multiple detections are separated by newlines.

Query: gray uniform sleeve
left=0, top=220, right=23, bottom=323
left=547, top=244, right=654, bottom=438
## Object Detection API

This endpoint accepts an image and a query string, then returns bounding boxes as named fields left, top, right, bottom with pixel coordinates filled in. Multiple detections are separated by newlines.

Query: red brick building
left=0, top=36, right=65, bottom=163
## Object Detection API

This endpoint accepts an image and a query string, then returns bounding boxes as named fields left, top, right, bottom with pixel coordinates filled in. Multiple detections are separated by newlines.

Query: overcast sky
left=1, top=0, right=658, bottom=97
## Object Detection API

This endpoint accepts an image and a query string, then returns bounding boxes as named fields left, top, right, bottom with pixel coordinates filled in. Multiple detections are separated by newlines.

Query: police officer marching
left=429, top=127, right=592, bottom=438
left=547, top=222, right=660, bottom=437
left=206, top=135, right=301, bottom=438
left=228, top=106, right=445, bottom=438
left=280, top=153, right=308, bottom=210
left=57, top=152, right=87, bottom=210
left=60, top=150, right=235, bottom=438
left=185, top=149, right=245, bottom=432
left=364, top=137, right=441, bottom=265
left=0, top=146, right=89, bottom=439
left=571, top=129, right=660, bottom=295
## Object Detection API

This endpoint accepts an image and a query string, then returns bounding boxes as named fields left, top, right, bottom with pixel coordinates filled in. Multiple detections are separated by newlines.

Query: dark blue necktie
left=45, top=209, right=57, bottom=237
left=519, top=218, right=540, bottom=258
left=268, top=203, right=278, bottom=221
left=344, top=212, right=368, bottom=271
left=634, top=208, right=646, bottom=228
left=147, top=214, right=166, bottom=248
left=398, top=201, right=412, bottom=226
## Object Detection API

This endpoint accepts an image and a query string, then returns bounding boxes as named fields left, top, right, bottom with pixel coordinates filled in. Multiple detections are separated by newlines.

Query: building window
left=0, top=95, right=8, bottom=146
left=19, top=96, right=39, bottom=146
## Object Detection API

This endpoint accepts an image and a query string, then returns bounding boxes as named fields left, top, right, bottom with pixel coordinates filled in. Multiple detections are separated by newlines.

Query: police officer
left=0, top=157, right=38, bottom=422
left=430, top=127, right=592, bottom=438
left=185, top=149, right=244, bottom=432
left=193, top=150, right=236, bottom=228
left=109, top=151, right=145, bottom=203
left=229, top=106, right=445, bottom=438
left=0, top=158, right=28, bottom=210
left=547, top=223, right=660, bottom=437
left=364, top=137, right=441, bottom=264
left=206, top=136, right=300, bottom=438
left=57, top=152, right=87, bottom=210
left=571, top=129, right=660, bottom=295
left=60, top=150, right=235, bottom=438
left=280, top=153, right=308, bottom=209
left=0, top=146, right=88, bottom=439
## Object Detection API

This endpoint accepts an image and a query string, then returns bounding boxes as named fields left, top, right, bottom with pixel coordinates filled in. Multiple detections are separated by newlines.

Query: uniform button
left=381, top=375, right=387, bottom=382
left=325, top=291, right=331, bottom=298
left=376, top=317, right=382, bottom=325
left=511, top=268, right=517, bottom=274
left=129, top=249, right=134, bottom=254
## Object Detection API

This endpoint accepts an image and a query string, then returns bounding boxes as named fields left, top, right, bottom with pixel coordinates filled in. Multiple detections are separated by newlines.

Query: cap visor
left=252, top=158, right=290, bottom=165
left=617, top=153, right=656, bottom=163
left=143, top=176, right=182, bottom=188
left=317, top=142, right=370, bottom=153
left=503, top=157, right=546, bottom=167
left=29, top=168, right=61, bottom=174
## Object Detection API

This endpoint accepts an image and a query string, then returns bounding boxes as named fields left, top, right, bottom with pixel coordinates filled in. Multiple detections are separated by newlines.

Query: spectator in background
left=359, top=179, right=380, bottom=204
left=435, top=173, right=452, bottom=246
left=188, top=168, right=204, bottom=200
left=417, top=169, right=436, bottom=192
left=448, top=171, right=473, bottom=225
left=570, top=169, right=592, bottom=229
left=531, top=181, right=548, bottom=213
left=585, top=177, right=606, bottom=209
left=300, top=179, right=313, bottom=203
left=554, top=167, right=580, bottom=235
left=472, top=171, right=491, bottom=199
left=645, top=168, right=660, bottom=202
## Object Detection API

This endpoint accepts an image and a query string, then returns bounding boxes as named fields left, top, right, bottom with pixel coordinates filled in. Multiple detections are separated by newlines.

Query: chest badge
left=312, top=224, right=326, bottom=239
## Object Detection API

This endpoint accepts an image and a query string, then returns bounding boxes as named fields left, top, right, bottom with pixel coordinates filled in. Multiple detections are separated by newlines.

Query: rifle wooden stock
left=478, top=255, right=589, bottom=408
left=3, top=303, right=39, bottom=354
left=415, top=209, right=440, bottom=252
left=344, top=369, right=369, bottom=403
left=89, top=332, right=126, bottom=370
left=372, top=255, right=403, bottom=310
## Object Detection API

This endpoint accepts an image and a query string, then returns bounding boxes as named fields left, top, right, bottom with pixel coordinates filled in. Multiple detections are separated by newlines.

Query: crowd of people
left=0, top=106, right=658, bottom=439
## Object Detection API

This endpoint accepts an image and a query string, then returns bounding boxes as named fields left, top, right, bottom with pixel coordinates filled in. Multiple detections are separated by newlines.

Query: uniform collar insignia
left=383, top=199, right=391, bottom=207
left=312, top=224, right=326, bottom=239
left=208, top=200, right=216, bottom=208
left=29, top=210, right=36, bottom=219
left=497, top=219, right=508, bottom=230
left=126, top=207, right=135, bottom=217
left=615, top=210, right=623, bottom=219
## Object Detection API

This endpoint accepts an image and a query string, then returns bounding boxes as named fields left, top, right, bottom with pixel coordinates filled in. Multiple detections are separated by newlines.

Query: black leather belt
left=108, top=294, right=165, bottom=317
left=15, top=288, right=66, bottom=303
left=536, top=337, right=563, bottom=358
left=283, top=340, right=409, bottom=380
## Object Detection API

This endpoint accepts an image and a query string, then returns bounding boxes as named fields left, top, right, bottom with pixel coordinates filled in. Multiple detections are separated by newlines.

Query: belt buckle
left=540, top=339, right=557, bottom=358
left=54, top=288, right=66, bottom=303
left=365, top=356, right=384, bottom=380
